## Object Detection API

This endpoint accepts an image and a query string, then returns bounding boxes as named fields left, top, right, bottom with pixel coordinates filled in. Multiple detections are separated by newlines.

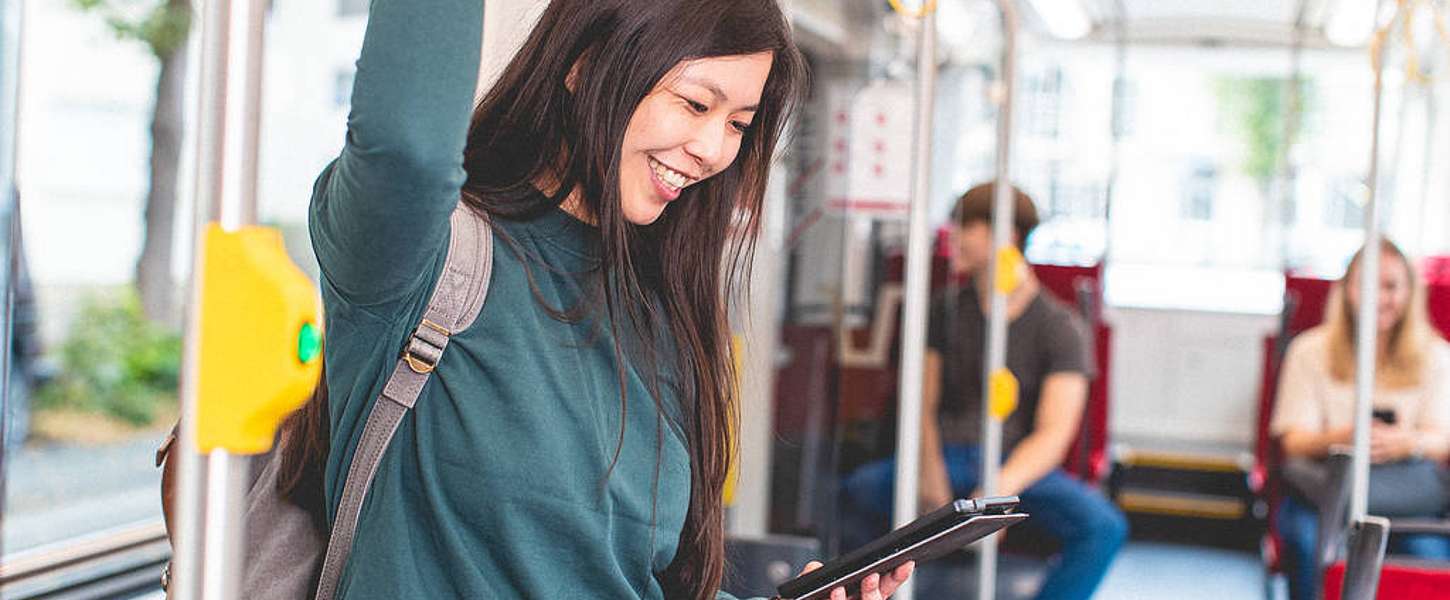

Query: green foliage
left=35, top=292, right=181, bottom=426
left=1215, top=77, right=1314, bottom=183
left=70, top=0, right=192, bottom=58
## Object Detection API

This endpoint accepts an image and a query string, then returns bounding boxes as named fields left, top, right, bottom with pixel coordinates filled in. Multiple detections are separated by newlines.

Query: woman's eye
left=685, top=99, right=709, bottom=113
left=730, top=120, right=751, bottom=134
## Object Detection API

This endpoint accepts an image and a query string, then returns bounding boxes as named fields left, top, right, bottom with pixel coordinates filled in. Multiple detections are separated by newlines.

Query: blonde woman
left=1272, top=239, right=1450, bottom=600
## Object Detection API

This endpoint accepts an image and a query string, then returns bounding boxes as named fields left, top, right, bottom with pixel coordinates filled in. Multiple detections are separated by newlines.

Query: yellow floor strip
left=1117, top=491, right=1246, bottom=520
left=1119, top=451, right=1245, bottom=473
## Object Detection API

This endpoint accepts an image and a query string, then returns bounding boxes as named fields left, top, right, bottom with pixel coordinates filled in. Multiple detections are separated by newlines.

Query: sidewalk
left=3, top=433, right=166, bottom=555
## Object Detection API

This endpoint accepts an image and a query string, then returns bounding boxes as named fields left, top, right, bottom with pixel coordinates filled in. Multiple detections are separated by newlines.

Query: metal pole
left=0, top=199, right=13, bottom=560
left=977, top=3, right=1017, bottom=600
left=0, top=0, right=19, bottom=556
left=1415, top=85, right=1434, bottom=252
left=177, top=0, right=268, bottom=597
left=890, top=4, right=938, bottom=600
left=728, top=152, right=788, bottom=538
left=171, top=0, right=229, bottom=593
left=1351, top=16, right=1391, bottom=525
left=1103, top=0, right=1125, bottom=261
left=1278, top=5, right=1306, bottom=269
left=232, top=0, right=266, bottom=228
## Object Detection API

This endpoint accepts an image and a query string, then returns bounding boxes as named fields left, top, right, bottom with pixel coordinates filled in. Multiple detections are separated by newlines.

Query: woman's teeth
left=650, top=158, right=692, bottom=190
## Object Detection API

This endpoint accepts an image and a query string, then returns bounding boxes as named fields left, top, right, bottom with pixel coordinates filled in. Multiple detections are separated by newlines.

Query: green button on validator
left=297, top=322, right=322, bottom=364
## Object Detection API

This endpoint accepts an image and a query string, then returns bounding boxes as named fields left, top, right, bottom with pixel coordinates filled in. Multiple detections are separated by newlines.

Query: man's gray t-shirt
left=928, top=283, right=1095, bottom=453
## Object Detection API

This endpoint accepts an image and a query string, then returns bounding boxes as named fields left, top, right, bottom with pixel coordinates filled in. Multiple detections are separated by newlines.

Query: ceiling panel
left=1120, top=0, right=1301, bottom=23
left=1050, top=0, right=1343, bottom=48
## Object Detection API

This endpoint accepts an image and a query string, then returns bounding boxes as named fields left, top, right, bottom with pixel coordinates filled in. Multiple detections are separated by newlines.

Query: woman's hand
left=1370, top=423, right=1417, bottom=463
left=783, top=560, right=915, bottom=600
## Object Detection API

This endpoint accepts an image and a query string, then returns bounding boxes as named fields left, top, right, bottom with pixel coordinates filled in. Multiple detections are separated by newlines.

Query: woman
left=1272, top=239, right=1450, bottom=600
left=302, top=0, right=912, bottom=598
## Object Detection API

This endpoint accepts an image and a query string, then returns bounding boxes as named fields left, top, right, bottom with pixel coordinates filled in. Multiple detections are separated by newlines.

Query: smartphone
left=1373, top=409, right=1397, bottom=425
left=775, top=497, right=1027, bottom=600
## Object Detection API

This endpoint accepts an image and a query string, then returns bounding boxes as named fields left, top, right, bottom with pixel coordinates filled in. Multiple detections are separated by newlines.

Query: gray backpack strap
left=314, top=205, right=493, bottom=600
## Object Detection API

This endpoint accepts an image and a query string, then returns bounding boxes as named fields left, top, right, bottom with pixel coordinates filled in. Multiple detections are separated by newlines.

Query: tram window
left=333, top=68, right=355, bottom=110
left=1325, top=178, right=1367, bottom=230
left=1024, top=66, right=1063, bottom=139
left=1112, top=78, right=1136, bottom=137
left=1180, top=162, right=1217, bottom=221
left=6, top=0, right=363, bottom=562
left=8, top=0, right=175, bottom=558
left=337, top=0, right=367, bottom=18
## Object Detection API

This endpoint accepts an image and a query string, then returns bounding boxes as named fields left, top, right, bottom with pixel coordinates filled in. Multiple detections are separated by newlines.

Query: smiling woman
left=295, top=0, right=911, bottom=598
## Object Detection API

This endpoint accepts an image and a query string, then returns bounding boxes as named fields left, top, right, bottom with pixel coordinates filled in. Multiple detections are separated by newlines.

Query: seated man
left=842, top=183, right=1126, bottom=600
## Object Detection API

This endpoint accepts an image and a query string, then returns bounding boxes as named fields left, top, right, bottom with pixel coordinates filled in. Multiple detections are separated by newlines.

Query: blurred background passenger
left=842, top=183, right=1126, bottom=600
left=1272, top=238, right=1450, bottom=600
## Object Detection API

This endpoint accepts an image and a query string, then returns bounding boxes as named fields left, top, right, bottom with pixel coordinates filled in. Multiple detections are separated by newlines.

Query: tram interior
left=4, top=0, right=1450, bottom=599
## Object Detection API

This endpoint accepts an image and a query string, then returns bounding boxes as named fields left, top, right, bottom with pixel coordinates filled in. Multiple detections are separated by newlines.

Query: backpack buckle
left=402, top=319, right=450, bottom=374
left=403, top=351, right=437, bottom=374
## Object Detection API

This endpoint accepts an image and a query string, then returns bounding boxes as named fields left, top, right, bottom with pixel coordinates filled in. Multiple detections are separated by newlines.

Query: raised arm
left=310, top=0, right=486, bottom=306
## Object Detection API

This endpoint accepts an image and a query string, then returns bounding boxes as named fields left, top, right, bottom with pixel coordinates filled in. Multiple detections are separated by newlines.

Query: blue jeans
left=1278, top=495, right=1450, bottom=600
left=842, top=445, right=1128, bottom=600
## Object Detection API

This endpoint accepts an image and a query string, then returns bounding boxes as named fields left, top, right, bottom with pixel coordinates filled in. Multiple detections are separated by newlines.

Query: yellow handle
left=988, top=368, right=1019, bottom=421
left=196, top=224, right=323, bottom=454
left=887, top=0, right=938, bottom=18
left=994, top=245, right=1026, bottom=296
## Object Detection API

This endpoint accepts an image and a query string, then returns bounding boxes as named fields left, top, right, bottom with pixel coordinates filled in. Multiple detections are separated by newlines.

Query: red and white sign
left=823, top=82, right=916, bottom=220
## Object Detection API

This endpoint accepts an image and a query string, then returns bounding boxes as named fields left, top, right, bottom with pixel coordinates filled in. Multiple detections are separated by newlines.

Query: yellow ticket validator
left=988, top=368, right=1019, bottom=421
left=196, top=224, right=323, bottom=454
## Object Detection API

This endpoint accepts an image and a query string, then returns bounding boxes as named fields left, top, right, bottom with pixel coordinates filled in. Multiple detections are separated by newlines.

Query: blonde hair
left=1324, top=239, right=1432, bottom=388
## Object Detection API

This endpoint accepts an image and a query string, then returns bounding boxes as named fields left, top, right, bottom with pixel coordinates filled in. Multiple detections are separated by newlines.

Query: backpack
left=157, top=204, right=494, bottom=599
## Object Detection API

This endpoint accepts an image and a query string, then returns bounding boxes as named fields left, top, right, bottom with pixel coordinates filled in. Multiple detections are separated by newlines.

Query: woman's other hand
left=788, top=560, right=916, bottom=600
left=1370, top=423, right=1417, bottom=463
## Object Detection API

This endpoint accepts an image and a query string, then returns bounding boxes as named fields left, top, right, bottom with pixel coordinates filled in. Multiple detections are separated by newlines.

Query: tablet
left=776, top=497, right=1027, bottom=600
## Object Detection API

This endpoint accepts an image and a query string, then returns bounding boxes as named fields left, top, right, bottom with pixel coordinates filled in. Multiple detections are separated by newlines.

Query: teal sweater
left=309, top=0, right=753, bottom=597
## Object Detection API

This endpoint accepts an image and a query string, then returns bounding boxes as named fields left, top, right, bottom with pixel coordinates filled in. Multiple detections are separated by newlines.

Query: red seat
left=1255, top=274, right=1333, bottom=571
left=1323, top=560, right=1450, bottom=600
left=1032, top=263, right=1111, bottom=483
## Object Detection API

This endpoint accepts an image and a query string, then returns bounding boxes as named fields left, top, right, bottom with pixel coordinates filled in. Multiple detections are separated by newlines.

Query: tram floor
left=118, top=539, right=1276, bottom=600
left=911, top=540, right=1271, bottom=599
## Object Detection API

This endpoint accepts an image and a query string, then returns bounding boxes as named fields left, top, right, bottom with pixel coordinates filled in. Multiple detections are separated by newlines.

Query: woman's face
left=1346, top=253, right=1413, bottom=334
left=617, top=52, right=773, bottom=225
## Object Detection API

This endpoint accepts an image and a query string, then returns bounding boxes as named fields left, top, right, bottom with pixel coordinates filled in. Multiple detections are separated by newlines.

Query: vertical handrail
left=1351, top=7, right=1395, bottom=526
left=1103, top=0, right=1126, bottom=263
left=175, top=0, right=269, bottom=597
left=977, top=2, right=1018, bottom=600
left=171, top=0, right=232, bottom=593
left=0, top=0, right=19, bottom=559
left=1278, top=2, right=1307, bottom=270
left=890, top=2, right=939, bottom=599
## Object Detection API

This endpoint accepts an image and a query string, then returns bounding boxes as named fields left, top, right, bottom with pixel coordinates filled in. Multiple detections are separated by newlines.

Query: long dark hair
left=276, top=362, right=330, bottom=529
left=279, top=1, right=805, bottom=597
left=466, top=2, right=804, bottom=596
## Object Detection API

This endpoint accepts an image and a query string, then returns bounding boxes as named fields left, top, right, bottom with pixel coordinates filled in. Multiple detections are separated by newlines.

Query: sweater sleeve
left=1271, top=333, right=1325, bottom=437
left=309, top=0, right=485, bottom=309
